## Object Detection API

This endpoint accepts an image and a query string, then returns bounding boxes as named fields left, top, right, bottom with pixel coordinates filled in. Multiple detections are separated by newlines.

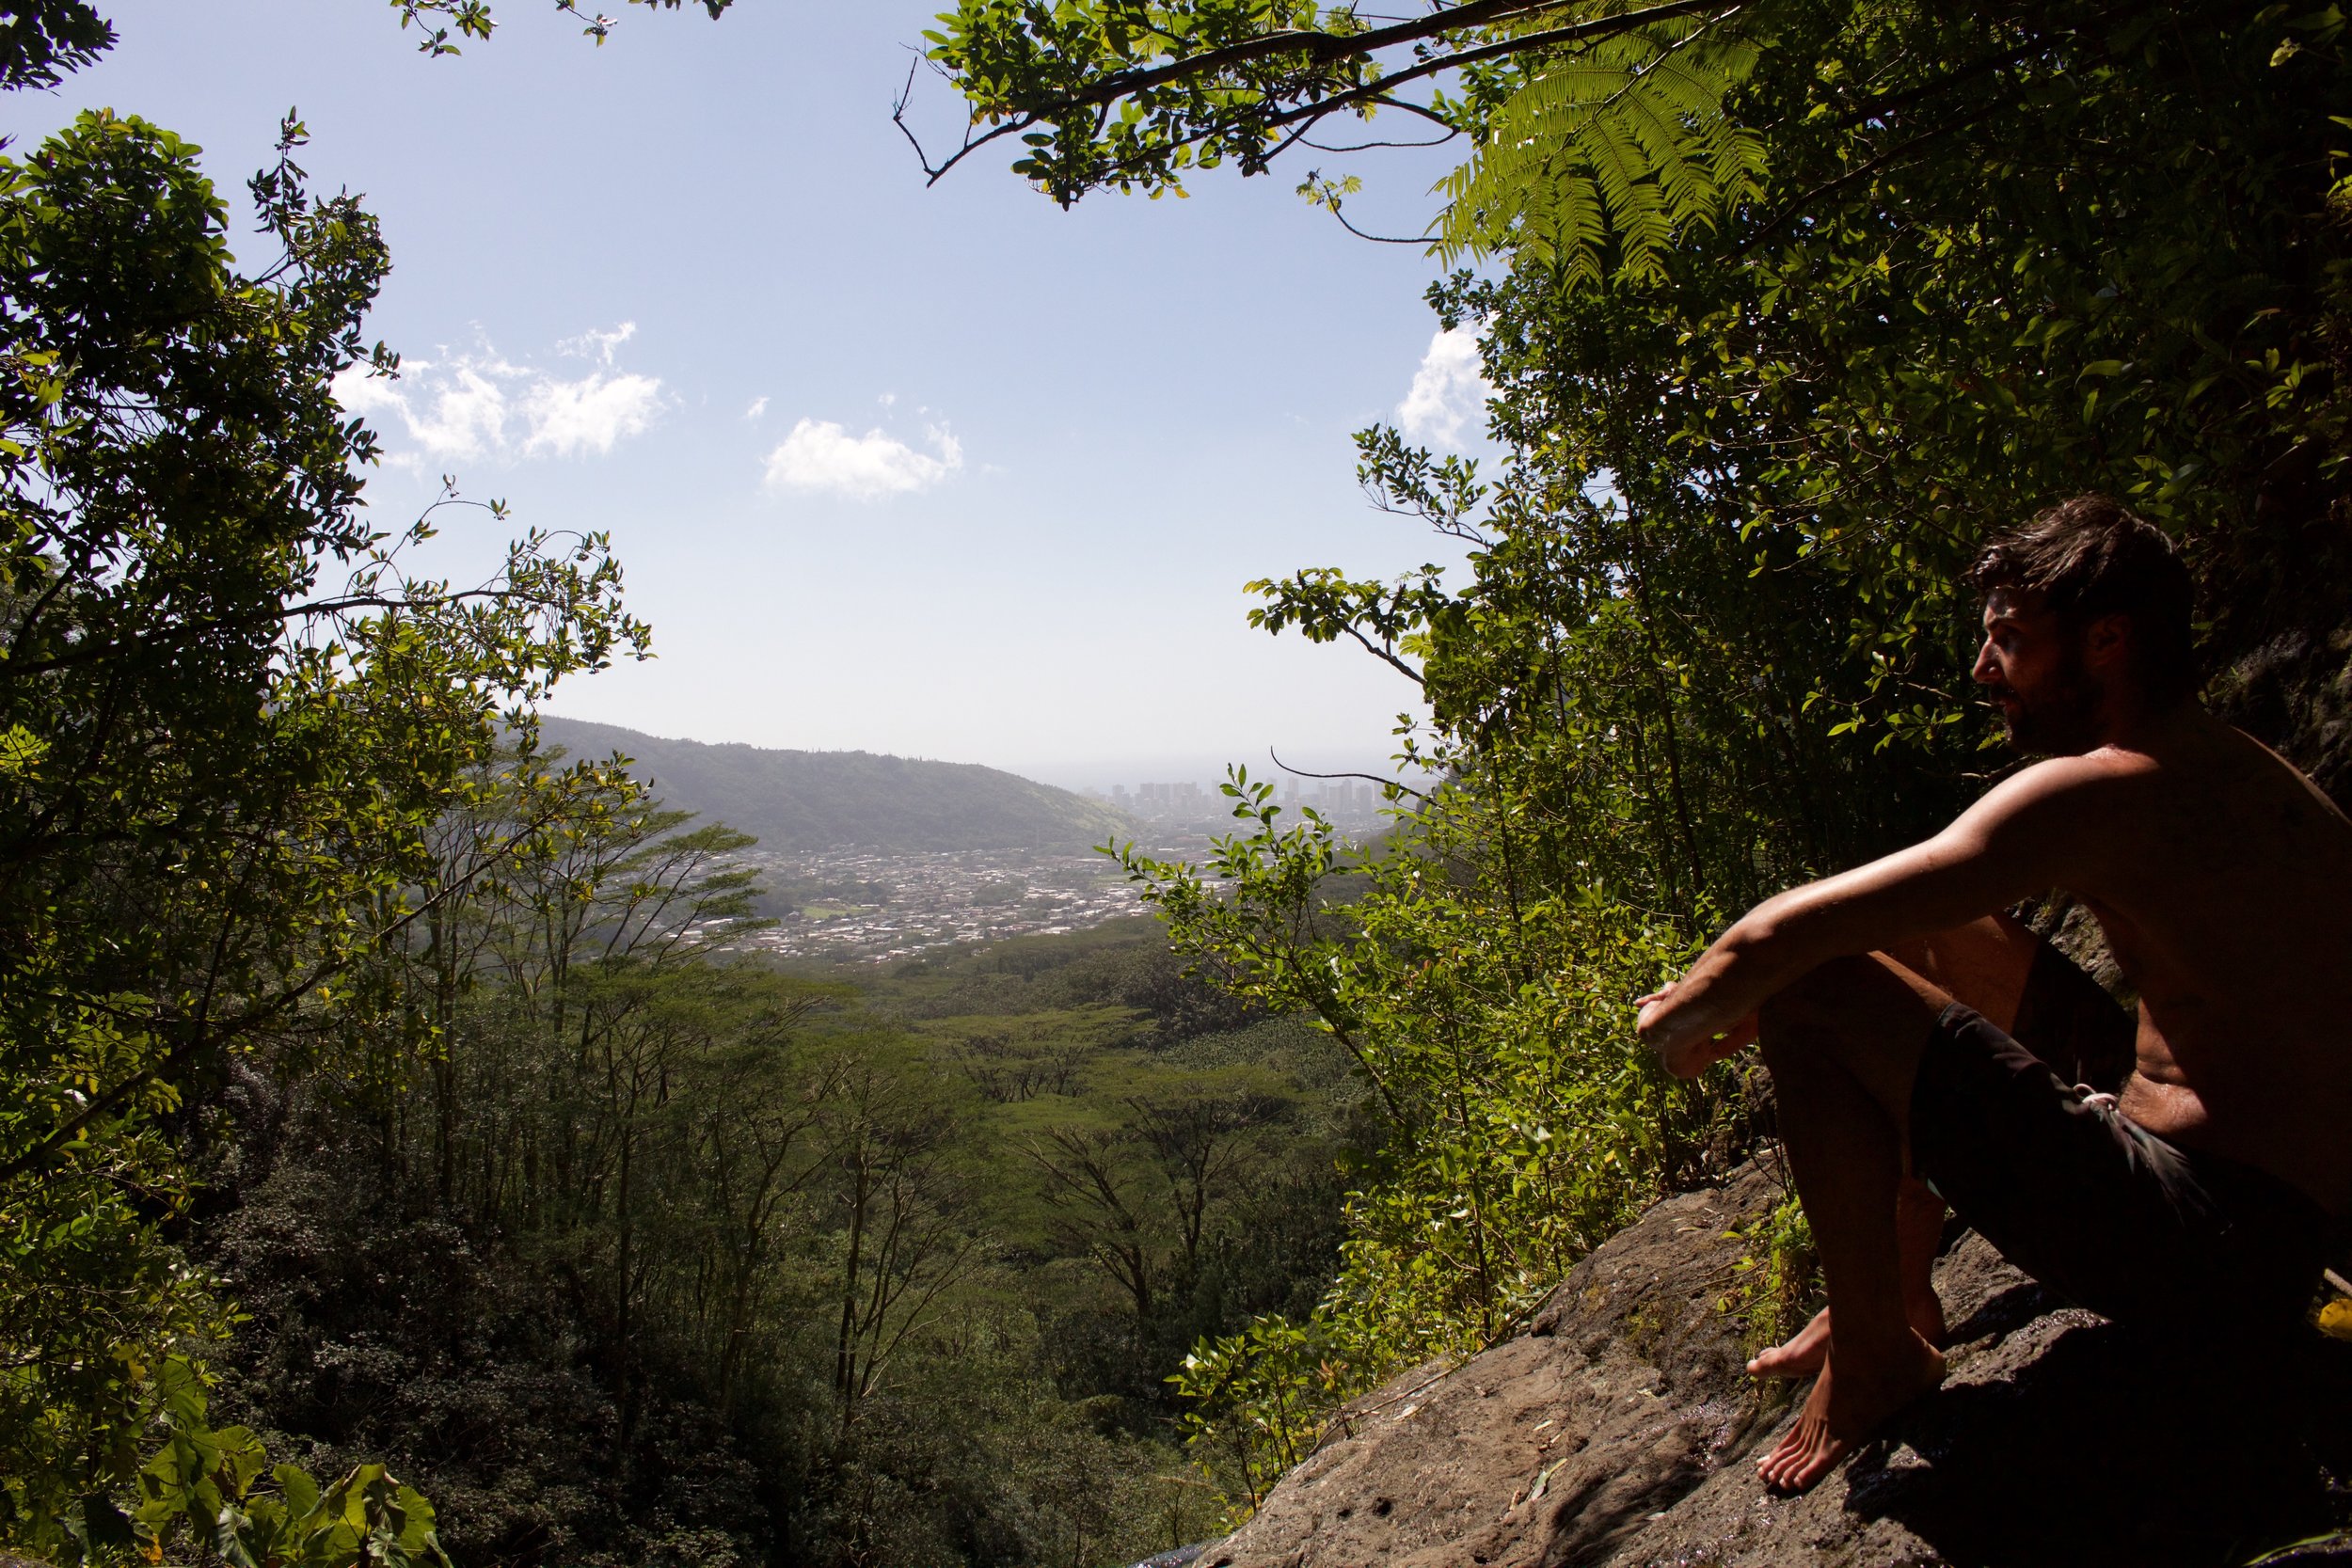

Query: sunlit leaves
left=1435, top=14, right=1765, bottom=284
left=923, top=0, right=1765, bottom=284
left=119, top=1359, right=452, bottom=1568
left=0, top=106, right=648, bottom=1547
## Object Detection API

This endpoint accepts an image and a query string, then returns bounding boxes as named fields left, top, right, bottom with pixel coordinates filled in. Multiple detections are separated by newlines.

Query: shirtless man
left=1635, top=495, right=2352, bottom=1493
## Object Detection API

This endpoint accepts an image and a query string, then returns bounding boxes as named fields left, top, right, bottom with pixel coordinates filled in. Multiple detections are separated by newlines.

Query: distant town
left=723, top=775, right=1405, bottom=965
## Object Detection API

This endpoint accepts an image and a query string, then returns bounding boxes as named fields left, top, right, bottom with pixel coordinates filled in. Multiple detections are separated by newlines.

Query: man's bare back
left=2038, top=711, right=2352, bottom=1213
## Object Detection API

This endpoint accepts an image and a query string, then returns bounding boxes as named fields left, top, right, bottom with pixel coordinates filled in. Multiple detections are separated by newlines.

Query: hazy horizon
left=534, top=711, right=1416, bottom=798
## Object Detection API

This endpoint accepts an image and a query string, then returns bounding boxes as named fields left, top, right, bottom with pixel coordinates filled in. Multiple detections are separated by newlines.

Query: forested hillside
left=194, top=885, right=1364, bottom=1568
left=534, top=717, right=1134, bottom=852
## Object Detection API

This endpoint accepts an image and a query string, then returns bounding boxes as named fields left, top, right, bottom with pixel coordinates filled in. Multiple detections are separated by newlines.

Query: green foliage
left=1120, top=776, right=1726, bottom=1509
left=920, top=0, right=1770, bottom=279
left=4, top=1356, right=451, bottom=1568
left=181, top=769, right=1344, bottom=1565
left=1451, top=0, right=2352, bottom=764
left=129, top=1360, right=450, bottom=1568
left=0, top=101, right=645, bottom=1550
left=19, top=0, right=2344, bottom=1557
left=7, top=7, right=1331, bottom=1566
left=1075, top=0, right=2352, bottom=1514
left=0, top=0, right=113, bottom=90
left=924, top=0, right=1391, bottom=196
left=1723, top=1186, right=1819, bottom=1357
left=2250, top=1529, right=2352, bottom=1567
left=1433, top=9, right=1764, bottom=282
left=857, top=915, right=1269, bottom=1046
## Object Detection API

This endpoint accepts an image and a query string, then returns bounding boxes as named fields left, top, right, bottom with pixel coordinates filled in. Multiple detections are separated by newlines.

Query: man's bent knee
left=1756, top=952, right=1951, bottom=1110
left=1758, top=953, right=1896, bottom=1047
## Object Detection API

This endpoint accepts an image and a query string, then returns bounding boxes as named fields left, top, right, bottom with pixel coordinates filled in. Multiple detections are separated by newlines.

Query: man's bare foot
left=1746, top=1291, right=1947, bottom=1380
left=1748, top=1306, right=1834, bottom=1379
left=1755, top=1331, right=1945, bottom=1493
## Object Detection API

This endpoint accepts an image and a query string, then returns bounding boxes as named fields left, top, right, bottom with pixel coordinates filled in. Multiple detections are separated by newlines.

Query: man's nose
left=1969, top=641, right=1999, bottom=683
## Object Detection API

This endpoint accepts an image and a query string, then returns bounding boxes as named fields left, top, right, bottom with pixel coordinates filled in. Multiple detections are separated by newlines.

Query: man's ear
left=2082, top=611, right=2132, bottom=675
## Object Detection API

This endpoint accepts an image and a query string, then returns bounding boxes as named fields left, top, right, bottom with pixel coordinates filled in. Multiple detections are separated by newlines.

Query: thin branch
left=894, top=54, right=1039, bottom=187
left=1298, top=126, right=1462, bottom=153
left=1266, top=747, right=1434, bottom=804
left=1314, top=94, right=1463, bottom=136
left=1318, top=199, right=1434, bottom=245
left=1253, top=0, right=1747, bottom=136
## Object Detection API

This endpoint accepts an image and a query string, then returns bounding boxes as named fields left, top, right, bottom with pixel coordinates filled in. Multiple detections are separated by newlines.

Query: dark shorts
left=1910, top=950, right=2337, bottom=1337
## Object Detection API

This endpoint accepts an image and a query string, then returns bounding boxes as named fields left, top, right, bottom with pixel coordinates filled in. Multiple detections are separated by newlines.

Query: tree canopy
left=915, top=0, right=1775, bottom=278
left=0, top=81, right=647, bottom=1568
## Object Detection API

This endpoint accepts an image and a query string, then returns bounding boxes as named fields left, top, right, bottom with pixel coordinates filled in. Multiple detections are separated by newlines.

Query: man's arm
left=1638, top=756, right=2112, bottom=1075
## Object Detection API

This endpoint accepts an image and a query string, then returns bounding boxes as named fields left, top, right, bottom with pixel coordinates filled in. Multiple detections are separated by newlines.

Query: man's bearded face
left=1973, top=590, right=2106, bottom=756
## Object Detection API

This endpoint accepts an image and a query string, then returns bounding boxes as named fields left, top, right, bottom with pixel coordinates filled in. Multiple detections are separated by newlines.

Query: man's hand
left=1637, top=981, right=1759, bottom=1079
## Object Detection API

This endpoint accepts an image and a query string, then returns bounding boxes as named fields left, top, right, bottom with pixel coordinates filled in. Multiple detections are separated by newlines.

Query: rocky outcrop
left=1202, top=1164, right=2352, bottom=1568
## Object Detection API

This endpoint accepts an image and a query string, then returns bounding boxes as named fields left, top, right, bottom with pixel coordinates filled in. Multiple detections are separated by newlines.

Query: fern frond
left=1435, top=6, right=1762, bottom=286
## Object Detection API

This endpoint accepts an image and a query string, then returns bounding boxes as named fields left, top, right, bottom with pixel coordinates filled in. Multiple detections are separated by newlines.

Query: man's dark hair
left=1966, top=494, right=2199, bottom=705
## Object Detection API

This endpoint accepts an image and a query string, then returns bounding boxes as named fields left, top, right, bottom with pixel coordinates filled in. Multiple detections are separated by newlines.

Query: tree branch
left=1266, top=747, right=1434, bottom=804
left=1039, top=0, right=1689, bottom=113
left=0, top=584, right=570, bottom=682
left=913, top=0, right=1746, bottom=192
left=1339, top=620, right=1427, bottom=686
left=1253, top=0, right=1746, bottom=137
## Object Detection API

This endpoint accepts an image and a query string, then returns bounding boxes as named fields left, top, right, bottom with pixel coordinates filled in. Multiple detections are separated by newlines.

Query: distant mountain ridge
left=532, top=717, right=1136, bottom=853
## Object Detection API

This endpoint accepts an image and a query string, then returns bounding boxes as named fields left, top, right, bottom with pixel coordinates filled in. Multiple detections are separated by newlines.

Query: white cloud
left=559, top=321, right=636, bottom=365
left=744, top=395, right=770, bottom=420
left=331, top=325, right=666, bottom=466
left=521, top=371, right=662, bottom=457
left=1396, top=325, right=1489, bottom=450
left=763, top=419, right=963, bottom=501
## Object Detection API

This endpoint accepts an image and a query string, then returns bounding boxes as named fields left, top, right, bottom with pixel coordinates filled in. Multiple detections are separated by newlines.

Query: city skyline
left=1091, top=774, right=1400, bottom=822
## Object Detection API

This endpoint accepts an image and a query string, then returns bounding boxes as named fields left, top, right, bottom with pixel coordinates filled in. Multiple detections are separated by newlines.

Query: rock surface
left=1202, top=1164, right=2352, bottom=1568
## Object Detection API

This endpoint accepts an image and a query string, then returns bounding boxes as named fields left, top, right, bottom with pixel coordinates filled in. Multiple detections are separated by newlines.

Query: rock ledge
left=1203, top=1164, right=2352, bottom=1568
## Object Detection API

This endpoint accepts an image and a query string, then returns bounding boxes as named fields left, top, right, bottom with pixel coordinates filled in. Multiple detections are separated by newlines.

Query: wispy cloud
left=744, top=395, right=770, bottom=421
left=558, top=322, right=636, bottom=365
left=1397, top=325, right=1488, bottom=450
left=332, top=323, right=666, bottom=465
left=763, top=418, right=963, bottom=501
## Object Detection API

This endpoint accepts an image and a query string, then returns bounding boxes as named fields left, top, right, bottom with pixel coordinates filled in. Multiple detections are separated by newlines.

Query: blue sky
left=12, top=1, right=1489, bottom=789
